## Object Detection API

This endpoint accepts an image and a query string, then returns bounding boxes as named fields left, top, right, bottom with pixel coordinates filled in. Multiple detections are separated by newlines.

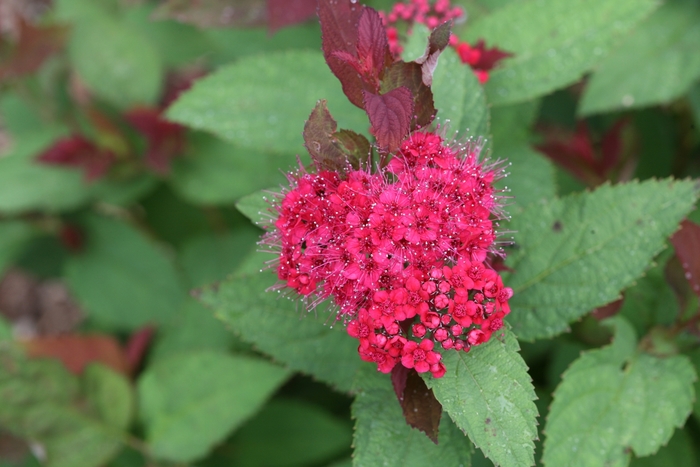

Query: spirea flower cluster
left=263, top=131, right=513, bottom=378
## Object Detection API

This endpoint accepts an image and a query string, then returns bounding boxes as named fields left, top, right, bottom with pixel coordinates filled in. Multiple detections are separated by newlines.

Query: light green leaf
left=433, top=47, right=490, bottom=141
left=505, top=179, right=698, bottom=340
left=580, top=0, right=700, bottom=115
left=352, top=366, right=472, bottom=467
left=426, top=328, right=538, bottom=467
left=464, top=0, right=660, bottom=105
left=166, top=50, right=368, bottom=156
left=497, top=145, right=556, bottom=211
left=0, top=352, right=125, bottom=467
left=83, top=364, right=134, bottom=431
left=138, top=351, right=289, bottom=462
left=228, top=399, right=352, bottom=467
left=68, top=13, right=163, bottom=107
left=0, top=133, right=91, bottom=214
left=169, top=132, right=289, bottom=205
left=65, top=215, right=187, bottom=330
left=198, top=270, right=361, bottom=392
left=236, top=189, right=276, bottom=228
left=543, top=317, right=696, bottom=466
left=402, top=24, right=432, bottom=63
left=0, top=221, right=35, bottom=276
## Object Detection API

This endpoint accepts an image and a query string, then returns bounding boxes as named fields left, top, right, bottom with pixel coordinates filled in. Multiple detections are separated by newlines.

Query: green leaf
left=166, top=50, right=368, bottom=156
left=0, top=351, right=125, bottom=467
left=169, top=132, right=288, bottom=205
left=83, top=364, right=134, bottom=431
left=138, top=351, right=289, bottom=462
left=89, top=175, right=158, bottom=206
left=236, top=189, right=275, bottom=228
left=198, top=269, right=361, bottom=392
left=505, top=179, right=698, bottom=340
left=227, top=398, right=352, bottom=467
left=689, top=82, right=700, bottom=129
left=352, top=366, right=472, bottom=467
left=65, top=215, right=187, bottom=330
left=0, top=221, right=35, bottom=276
left=465, top=0, right=659, bottom=106
left=490, top=100, right=540, bottom=148
left=179, top=229, right=260, bottom=288
left=68, top=12, right=163, bottom=107
left=402, top=23, right=432, bottom=63
left=432, top=47, right=490, bottom=140
left=579, top=0, right=700, bottom=115
left=497, top=145, right=556, bottom=211
left=630, top=428, right=698, bottom=467
left=543, top=317, right=696, bottom=466
left=425, top=328, right=538, bottom=467
left=0, top=133, right=91, bottom=214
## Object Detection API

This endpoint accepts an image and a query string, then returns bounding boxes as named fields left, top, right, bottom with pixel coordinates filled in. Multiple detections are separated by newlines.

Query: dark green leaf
left=198, top=269, right=361, bottom=392
left=82, top=364, right=134, bottom=431
left=580, top=0, right=700, bottom=115
left=505, top=179, right=698, bottom=340
left=352, top=366, right=472, bottom=467
left=426, top=328, right=538, bottom=467
left=138, top=351, right=289, bottom=462
left=0, top=221, right=35, bottom=276
left=65, top=215, right=187, bottom=330
left=464, top=0, right=659, bottom=105
left=630, top=428, right=698, bottom=467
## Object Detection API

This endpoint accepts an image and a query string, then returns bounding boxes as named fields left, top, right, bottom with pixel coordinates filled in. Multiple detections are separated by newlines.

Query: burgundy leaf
left=599, top=119, right=628, bottom=174
left=36, top=135, right=114, bottom=181
left=471, top=39, right=513, bottom=71
left=670, top=219, right=700, bottom=298
left=59, top=225, right=85, bottom=253
left=391, top=363, right=410, bottom=402
left=152, top=0, right=267, bottom=28
left=303, top=100, right=370, bottom=171
left=267, top=0, right=317, bottom=32
left=124, top=326, right=156, bottom=375
left=381, top=61, right=435, bottom=129
left=23, top=334, right=130, bottom=376
left=363, top=87, right=413, bottom=153
left=591, top=297, right=624, bottom=321
left=402, top=368, right=442, bottom=444
left=356, top=7, right=392, bottom=87
left=0, top=18, right=67, bottom=81
left=125, top=107, right=186, bottom=175
left=415, top=21, right=452, bottom=86
left=319, top=0, right=365, bottom=107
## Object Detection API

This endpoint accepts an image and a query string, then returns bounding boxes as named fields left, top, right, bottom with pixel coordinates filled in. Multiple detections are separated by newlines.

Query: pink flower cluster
left=265, top=131, right=512, bottom=378
left=380, top=0, right=512, bottom=83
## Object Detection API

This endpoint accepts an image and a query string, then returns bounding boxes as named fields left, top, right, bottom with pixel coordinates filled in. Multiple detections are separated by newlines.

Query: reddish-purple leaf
left=356, top=7, right=392, bottom=88
left=402, top=368, right=442, bottom=444
left=591, top=297, right=624, bottom=321
left=267, top=0, right=316, bottom=32
left=152, top=0, right=267, bottom=28
left=124, top=326, right=156, bottom=375
left=303, top=100, right=371, bottom=171
left=381, top=61, right=435, bottom=129
left=414, top=21, right=452, bottom=86
left=471, top=39, right=513, bottom=71
left=391, top=363, right=410, bottom=402
left=670, top=219, right=700, bottom=298
left=36, top=135, right=114, bottom=181
left=125, top=107, right=186, bottom=175
left=599, top=119, right=628, bottom=174
left=0, top=18, right=67, bottom=81
left=319, top=0, right=365, bottom=107
left=23, top=334, right=130, bottom=376
left=364, top=87, right=413, bottom=153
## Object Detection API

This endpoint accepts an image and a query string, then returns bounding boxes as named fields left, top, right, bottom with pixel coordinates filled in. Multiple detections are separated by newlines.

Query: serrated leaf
left=464, top=0, right=659, bottom=106
left=496, top=145, right=556, bottom=211
left=580, top=0, right=700, bottom=115
left=425, top=328, right=538, bottom=467
left=432, top=47, right=489, bottom=140
left=138, top=351, right=289, bottom=462
left=65, top=215, right=187, bottom=330
left=630, top=428, right=697, bottom=467
left=364, top=87, right=414, bottom=152
left=169, top=132, right=288, bottom=205
left=68, top=13, right=163, bottom=107
left=227, top=399, right=352, bottom=467
left=543, top=317, right=696, bottom=466
left=352, top=366, right=472, bottom=467
left=166, top=50, right=367, bottom=156
left=0, top=351, right=125, bottom=467
left=505, top=179, right=699, bottom=341
left=381, top=61, right=436, bottom=130
left=0, top=221, right=35, bottom=276
left=198, top=270, right=361, bottom=392
left=0, top=133, right=92, bottom=214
